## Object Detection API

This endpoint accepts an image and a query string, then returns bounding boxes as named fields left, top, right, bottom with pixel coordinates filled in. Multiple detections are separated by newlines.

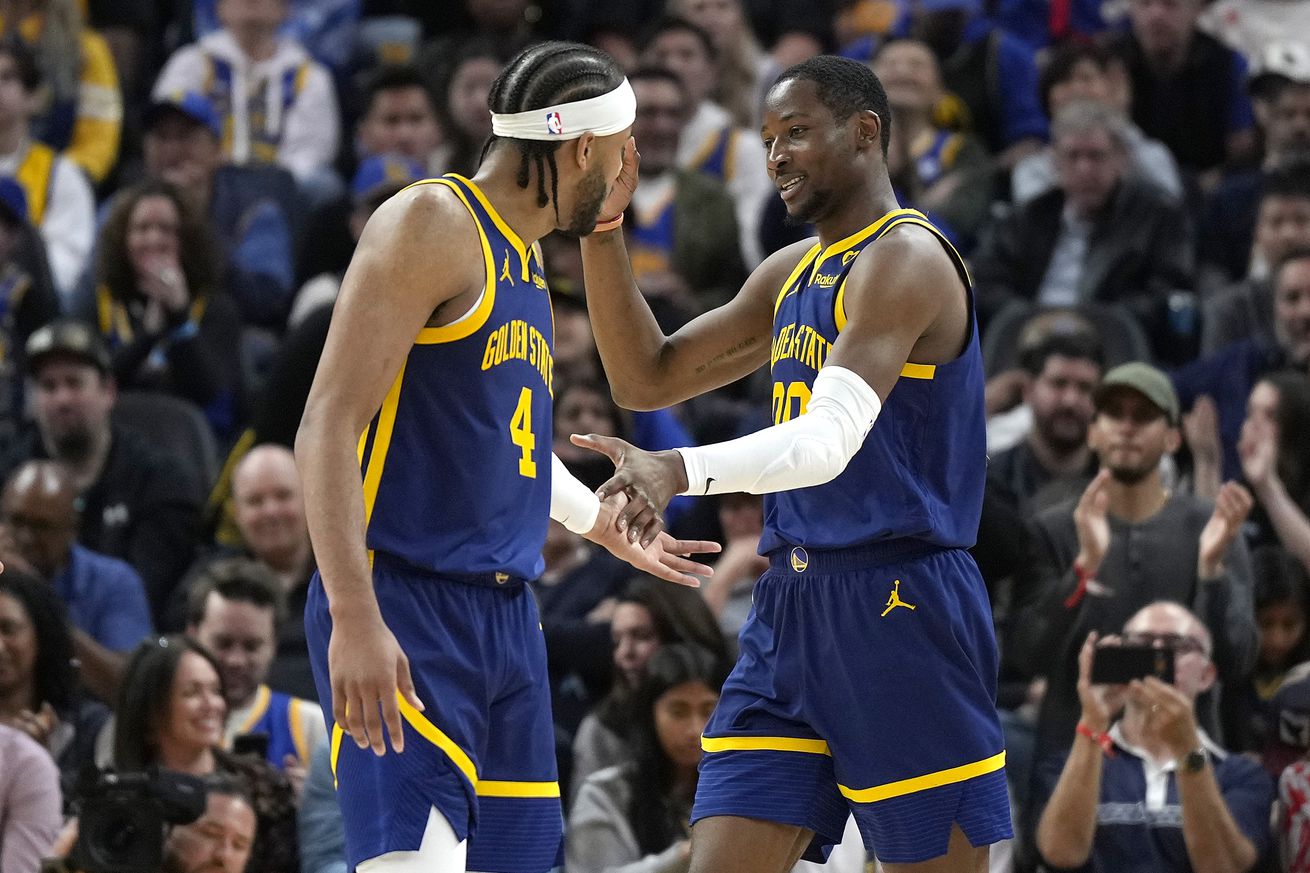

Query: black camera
left=68, top=768, right=208, bottom=873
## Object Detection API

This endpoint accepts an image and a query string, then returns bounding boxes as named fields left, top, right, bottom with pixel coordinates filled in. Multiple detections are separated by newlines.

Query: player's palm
left=328, top=615, right=423, bottom=756
left=597, top=137, right=640, bottom=221
left=589, top=492, right=719, bottom=587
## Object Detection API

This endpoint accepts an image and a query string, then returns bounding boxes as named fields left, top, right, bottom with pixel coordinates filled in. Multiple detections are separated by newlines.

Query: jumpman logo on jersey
left=500, top=250, right=515, bottom=285
left=881, top=579, right=916, bottom=617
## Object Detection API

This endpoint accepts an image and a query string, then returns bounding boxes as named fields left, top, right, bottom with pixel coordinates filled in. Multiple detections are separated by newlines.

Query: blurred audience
left=5, top=320, right=202, bottom=625
left=185, top=556, right=325, bottom=792
left=112, top=635, right=299, bottom=873
left=0, top=570, right=108, bottom=799
left=973, top=101, right=1194, bottom=363
left=0, top=35, right=93, bottom=302
left=0, top=721, right=60, bottom=873
left=153, top=0, right=341, bottom=192
left=1034, top=602, right=1274, bottom=873
left=1010, top=362, right=1257, bottom=769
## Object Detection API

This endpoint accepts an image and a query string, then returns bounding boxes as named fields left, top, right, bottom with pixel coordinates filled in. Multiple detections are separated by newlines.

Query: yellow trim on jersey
left=289, top=698, right=311, bottom=763
left=329, top=723, right=343, bottom=787
left=723, top=128, right=739, bottom=182
left=449, top=173, right=531, bottom=281
left=476, top=780, right=562, bottom=798
left=773, top=243, right=822, bottom=317
left=899, top=362, right=937, bottom=380
left=701, top=735, right=832, bottom=756
left=235, top=685, right=272, bottom=736
left=833, top=213, right=971, bottom=336
left=410, top=178, right=498, bottom=344
left=816, top=208, right=922, bottom=268
left=397, top=694, right=479, bottom=786
left=837, top=751, right=1006, bottom=804
left=688, top=126, right=727, bottom=175
left=361, top=359, right=406, bottom=527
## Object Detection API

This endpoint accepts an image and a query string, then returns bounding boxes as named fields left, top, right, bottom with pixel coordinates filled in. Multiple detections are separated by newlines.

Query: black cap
left=25, top=320, right=112, bottom=374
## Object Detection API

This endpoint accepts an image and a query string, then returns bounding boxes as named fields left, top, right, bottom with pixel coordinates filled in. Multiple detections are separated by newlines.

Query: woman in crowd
left=667, top=0, right=772, bottom=128
left=113, top=634, right=298, bottom=873
left=570, top=576, right=728, bottom=805
left=86, top=179, right=243, bottom=441
left=567, top=643, right=727, bottom=873
left=1221, top=545, right=1310, bottom=753
left=0, top=0, right=121, bottom=184
left=429, top=39, right=503, bottom=178
left=0, top=570, right=107, bottom=802
left=1240, top=370, right=1310, bottom=570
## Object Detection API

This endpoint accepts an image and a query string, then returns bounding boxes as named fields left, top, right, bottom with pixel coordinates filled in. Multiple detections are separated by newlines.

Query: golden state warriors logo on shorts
left=790, top=547, right=809, bottom=573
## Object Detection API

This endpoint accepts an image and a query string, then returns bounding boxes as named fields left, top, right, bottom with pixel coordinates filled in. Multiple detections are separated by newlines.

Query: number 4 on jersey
left=510, top=387, right=536, bottom=478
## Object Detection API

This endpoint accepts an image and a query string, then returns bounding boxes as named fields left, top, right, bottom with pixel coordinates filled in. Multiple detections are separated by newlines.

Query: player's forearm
left=579, top=230, right=679, bottom=409
left=1035, top=736, right=1104, bottom=869
left=295, top=415, right=380, bottom=618
left=1178, top=767, right=1257, bottom=873
left=552, top=454, right=600, bottom=535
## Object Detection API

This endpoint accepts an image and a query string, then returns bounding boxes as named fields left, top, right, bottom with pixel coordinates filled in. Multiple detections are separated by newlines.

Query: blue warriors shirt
left=760, top=208, right=986, bottom=554
left=357, top=174, right=554, bottom=580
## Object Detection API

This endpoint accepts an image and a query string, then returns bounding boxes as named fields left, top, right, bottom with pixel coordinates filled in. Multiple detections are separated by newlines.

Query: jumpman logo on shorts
left=881, top=579, right=916, bottom=617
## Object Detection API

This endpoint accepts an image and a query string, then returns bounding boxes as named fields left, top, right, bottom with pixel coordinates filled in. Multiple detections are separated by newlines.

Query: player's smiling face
left=760, top=78, right=857, bottom=226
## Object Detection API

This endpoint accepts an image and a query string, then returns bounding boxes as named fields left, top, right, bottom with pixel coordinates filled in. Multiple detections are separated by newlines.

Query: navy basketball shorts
left=692, top=540, right=1012, bottom=864
left=306, top=554, right=562, bottom=873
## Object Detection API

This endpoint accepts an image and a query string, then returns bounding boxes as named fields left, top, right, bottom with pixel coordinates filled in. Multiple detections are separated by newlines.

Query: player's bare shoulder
left=345, top=181, right=485, bottom=308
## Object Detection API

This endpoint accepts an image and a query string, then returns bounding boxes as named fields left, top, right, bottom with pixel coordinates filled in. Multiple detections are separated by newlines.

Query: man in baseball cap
left=1093, top=361, right=1180, bottom=427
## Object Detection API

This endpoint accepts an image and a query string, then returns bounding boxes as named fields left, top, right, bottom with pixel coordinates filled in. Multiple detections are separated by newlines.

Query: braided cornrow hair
left=484, top=42, right=625, bottom=220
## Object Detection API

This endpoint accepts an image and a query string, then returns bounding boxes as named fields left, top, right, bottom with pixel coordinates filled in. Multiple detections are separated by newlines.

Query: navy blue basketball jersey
left=760, top=208, right=986, bottom=553
left=358, top=174, right=554, bottom=580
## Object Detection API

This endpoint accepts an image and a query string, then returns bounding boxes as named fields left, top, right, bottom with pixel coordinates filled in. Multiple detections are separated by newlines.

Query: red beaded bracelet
left=1076, top=722, right=1115, bottom=757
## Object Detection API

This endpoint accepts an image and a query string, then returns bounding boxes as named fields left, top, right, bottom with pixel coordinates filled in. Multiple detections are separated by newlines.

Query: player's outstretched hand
left=571, top=432, right=688, bottom=549
left=328, top=611, right=424, bottom=756
left=587, top=492, right=719, bottom=587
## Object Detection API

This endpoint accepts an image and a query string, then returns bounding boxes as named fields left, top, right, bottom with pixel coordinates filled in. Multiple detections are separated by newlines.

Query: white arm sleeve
left=551, top=453, right=601, bottom=534
left=678, top=366, right=882, bottom=496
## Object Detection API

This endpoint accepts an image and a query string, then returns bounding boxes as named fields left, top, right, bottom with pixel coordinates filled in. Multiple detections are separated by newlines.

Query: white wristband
left=678, top=366, right=881, bottom=496
left=550, top=453, right=601, bottom=534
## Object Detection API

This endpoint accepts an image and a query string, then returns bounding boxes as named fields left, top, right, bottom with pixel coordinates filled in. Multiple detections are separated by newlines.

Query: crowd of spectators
left=0, top=0, right=1307, bottom=872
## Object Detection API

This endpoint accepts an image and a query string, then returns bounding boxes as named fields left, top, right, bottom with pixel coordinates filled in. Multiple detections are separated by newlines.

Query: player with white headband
left=297, top=42, right=718, bottom=873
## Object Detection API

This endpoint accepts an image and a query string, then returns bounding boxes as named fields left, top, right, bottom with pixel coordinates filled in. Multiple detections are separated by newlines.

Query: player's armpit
left=824, top=224, right=967, bottom=402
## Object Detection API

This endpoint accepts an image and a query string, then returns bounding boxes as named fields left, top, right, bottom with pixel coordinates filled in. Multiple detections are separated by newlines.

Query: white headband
left=490, top=78, right=635, bottom=141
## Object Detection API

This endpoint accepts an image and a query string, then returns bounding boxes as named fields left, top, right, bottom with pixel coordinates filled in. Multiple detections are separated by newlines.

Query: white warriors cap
left=489, top=78, right=636, bottom=141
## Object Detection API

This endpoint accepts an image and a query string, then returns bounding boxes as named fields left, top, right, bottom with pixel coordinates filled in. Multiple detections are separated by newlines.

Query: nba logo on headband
left=545, top=112, right=563, bottom=135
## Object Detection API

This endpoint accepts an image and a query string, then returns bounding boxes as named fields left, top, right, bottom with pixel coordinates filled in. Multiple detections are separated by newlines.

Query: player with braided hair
left=296, top=42, right=718, bottom=873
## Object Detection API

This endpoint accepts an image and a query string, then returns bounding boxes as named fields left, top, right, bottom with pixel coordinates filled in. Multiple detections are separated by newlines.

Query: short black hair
left=1017, top=331, right=1106, bottom=377
left=360, top=64, right=437, bottom=117
left=0, top=34, right=41, bottom=93
left=485, top=42, right=627, bottom=213
left=772, top=55, right=892, bottom=157
left=1263, top=160, right=1310, bottom=204
left=186, top=557, right=287, bottom=628
left=1253, top=545, right=1310, bottom=613
left=1038, top=42, right=1111, bottom=118
left=639, top=15, right=717, bottom=61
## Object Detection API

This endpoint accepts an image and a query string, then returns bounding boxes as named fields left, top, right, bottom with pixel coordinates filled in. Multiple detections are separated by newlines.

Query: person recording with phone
left=1009, top=362, right=1260, bottom=777
left=1034, top=602, right=1275, bottom=873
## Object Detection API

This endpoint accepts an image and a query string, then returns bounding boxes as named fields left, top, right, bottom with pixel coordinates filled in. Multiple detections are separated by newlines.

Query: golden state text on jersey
left=763, top=208, right=987, bottom=553
left=356, top=174, right=555, bottom=580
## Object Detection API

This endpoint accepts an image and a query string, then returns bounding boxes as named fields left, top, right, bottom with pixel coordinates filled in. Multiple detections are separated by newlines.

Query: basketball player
left=572, top=56, right=1011, bottom=871
left=295, top=43, right=718, bottom=873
